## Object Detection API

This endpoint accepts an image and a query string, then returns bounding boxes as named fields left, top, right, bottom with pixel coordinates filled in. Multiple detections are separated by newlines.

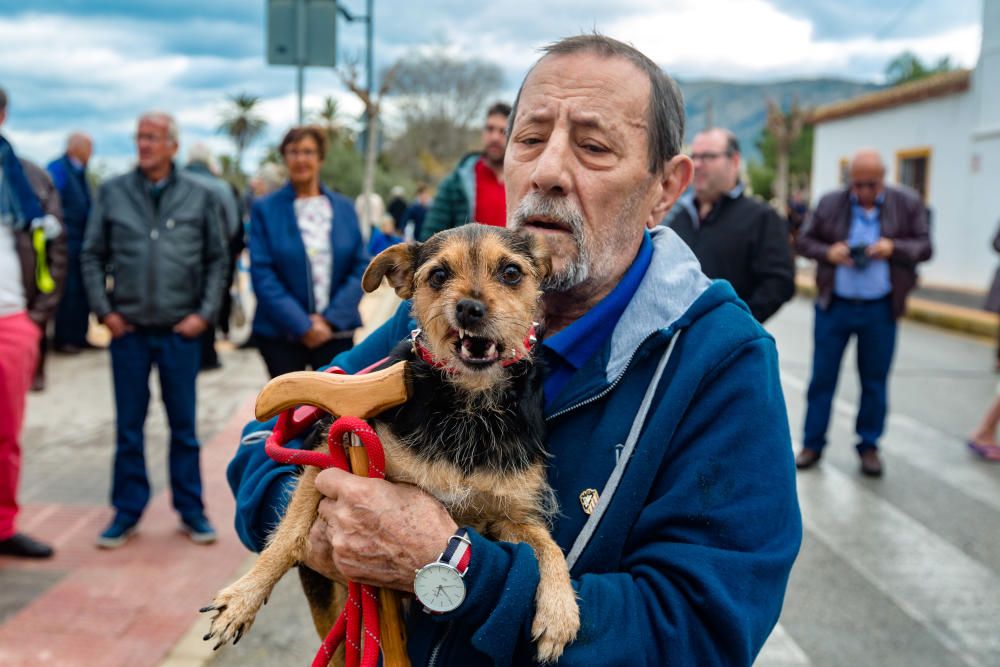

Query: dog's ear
left=362, top=243, right=418, bottom=298
left=518, top=231, right=552, bottom=281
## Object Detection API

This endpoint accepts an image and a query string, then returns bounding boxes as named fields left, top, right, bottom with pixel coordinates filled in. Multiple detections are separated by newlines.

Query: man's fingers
left=314, top=467, right=366, bottom=499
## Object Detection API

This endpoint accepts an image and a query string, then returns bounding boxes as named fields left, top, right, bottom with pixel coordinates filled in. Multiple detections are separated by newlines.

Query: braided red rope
left=263, top=364, right=391, bottom=667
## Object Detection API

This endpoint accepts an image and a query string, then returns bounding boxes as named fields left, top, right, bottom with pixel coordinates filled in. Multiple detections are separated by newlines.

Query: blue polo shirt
left=542, top=230, right=653, bottom=409
left=834, top=192, right=891, bottom=300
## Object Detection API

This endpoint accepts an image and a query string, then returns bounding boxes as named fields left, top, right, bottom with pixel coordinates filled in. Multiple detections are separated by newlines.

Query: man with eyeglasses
left=794, top=149, right=931, bottom=477
left=666, top=128, right=794, bottom=323
left=81, top=111, right=228, bottom=548
left=418, top=101, right=511, bottom=240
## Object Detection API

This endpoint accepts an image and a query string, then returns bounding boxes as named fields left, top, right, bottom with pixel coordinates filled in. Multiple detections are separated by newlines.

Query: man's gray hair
left=509, top=34, right=685, bottom=174
left=138, top=111, right=179, bottom=143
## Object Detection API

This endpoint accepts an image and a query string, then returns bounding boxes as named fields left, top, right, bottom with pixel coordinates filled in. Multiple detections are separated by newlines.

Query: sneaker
left=96, top=515, right=138, bottom=549
left=181, top=514, right=217, bottom=545
left=0, top=533, right=54, bottom=559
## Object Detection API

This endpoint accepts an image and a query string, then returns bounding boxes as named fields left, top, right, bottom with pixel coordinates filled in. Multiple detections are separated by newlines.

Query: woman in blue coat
left=248, top=126, right=368, bottom=377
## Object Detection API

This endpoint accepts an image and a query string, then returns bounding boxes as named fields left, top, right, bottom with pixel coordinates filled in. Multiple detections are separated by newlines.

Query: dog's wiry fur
left=204, top=225, right=579, bottom=664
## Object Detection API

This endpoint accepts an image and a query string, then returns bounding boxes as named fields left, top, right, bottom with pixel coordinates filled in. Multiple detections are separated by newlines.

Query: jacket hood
left=604, top=225, right=744, bottom=382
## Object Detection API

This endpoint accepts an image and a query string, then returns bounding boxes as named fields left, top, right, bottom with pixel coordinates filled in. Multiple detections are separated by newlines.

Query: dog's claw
left=234, top=627, right=243, bottom=645
left=199, top=605, right=215, bottom=613
left=203, top=632, right=214, bottom=641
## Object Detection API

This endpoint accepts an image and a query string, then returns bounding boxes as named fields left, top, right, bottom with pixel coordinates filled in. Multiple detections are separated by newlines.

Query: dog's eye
left=501, top=264, right=522, bottom=285
left=428, top=268, right=448, bottom=289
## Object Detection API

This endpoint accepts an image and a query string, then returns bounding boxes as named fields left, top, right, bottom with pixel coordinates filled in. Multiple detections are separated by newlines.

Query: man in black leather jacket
left=81, top=111, right=227, bottom=549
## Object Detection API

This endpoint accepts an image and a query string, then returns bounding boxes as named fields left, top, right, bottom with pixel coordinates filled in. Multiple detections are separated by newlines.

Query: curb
left=157, top=556, right=256, bottom=667
left=794, top=276, right=996, bottom=339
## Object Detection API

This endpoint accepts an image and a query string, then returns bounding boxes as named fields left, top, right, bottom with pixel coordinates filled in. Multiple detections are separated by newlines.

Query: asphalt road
left=209, top=296, right=1000, bottom=667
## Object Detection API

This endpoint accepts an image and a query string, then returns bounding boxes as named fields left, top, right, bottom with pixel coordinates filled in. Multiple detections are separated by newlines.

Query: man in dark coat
left=47, top=132, right=93, bottom=354
left=666, top=128, right=794, bottom=323
left=795, top=149, right=932, bottom=476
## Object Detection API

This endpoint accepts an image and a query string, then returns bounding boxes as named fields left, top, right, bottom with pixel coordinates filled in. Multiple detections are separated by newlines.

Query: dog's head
left=363, top=225, right=551, bottom=391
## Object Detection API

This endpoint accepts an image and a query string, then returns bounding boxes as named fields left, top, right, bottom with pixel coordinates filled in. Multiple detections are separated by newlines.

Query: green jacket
left=418, top=152, right=480, bottom=241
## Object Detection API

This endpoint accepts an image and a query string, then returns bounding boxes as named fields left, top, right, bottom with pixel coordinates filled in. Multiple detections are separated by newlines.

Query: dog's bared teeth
left=486, top=343, right=497, bottom=359
left=458, top=328, right=467, bottom=339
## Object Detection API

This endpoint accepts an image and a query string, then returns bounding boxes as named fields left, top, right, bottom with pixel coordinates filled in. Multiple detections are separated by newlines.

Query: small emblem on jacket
left=579, top=488, right=599, bottom=515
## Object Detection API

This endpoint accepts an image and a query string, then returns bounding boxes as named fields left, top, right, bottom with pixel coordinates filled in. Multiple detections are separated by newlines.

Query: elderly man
left=82, top=112, right=228, bottom=548
left=47, top=132, right=93, bottom=355
left=667, top=128, right=794, bottom=323
left=418, top=101, right=511, bottom=240
left=795, top=149, right=932, bottom=476
left=229, top=36, right=801, bottom=665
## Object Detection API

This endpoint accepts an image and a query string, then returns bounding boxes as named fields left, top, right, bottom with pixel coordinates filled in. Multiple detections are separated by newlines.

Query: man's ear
left=646, top=155, right=694, bottom=229
left=517, top=231, right=552, bottom=281
left=362, top=243, right=418, bottom=298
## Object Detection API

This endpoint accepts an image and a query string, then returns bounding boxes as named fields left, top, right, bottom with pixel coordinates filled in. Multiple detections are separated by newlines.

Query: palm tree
left=312, top=96, right=347, bottom=147
left=218, top=93, right=267, bottom=177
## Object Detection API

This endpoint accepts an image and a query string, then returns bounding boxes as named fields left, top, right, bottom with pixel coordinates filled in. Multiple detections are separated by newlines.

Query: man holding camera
left=795, top=149, right=931, bottom=476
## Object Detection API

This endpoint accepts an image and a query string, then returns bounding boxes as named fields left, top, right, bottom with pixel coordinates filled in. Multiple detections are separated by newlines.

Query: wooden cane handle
left=346, top=442, right=411, bottom=667
left=254, top=363, right=409, bottom=422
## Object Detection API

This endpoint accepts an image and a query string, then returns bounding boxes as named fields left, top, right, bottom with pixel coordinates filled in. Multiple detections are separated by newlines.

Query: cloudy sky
left=0, top=0, right=984, bottom=174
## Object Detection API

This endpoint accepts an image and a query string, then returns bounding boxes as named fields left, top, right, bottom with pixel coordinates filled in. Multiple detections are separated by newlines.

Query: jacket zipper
left=546, top=331, right=660, bottom=422
left=427, top=621, right=452, bottom=667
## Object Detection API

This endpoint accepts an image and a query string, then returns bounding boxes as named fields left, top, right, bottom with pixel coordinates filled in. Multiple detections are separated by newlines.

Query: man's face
left=481, top=113, right=508, bottom=165
left=136, top=118, right=177, bottom=175
left=72, top=139, right=93, bottom=166
left=849, top=160, right=885, bottom=208
left=690, top=131, right=739, bottom=203
left=505, top=52, right=661, bottom=293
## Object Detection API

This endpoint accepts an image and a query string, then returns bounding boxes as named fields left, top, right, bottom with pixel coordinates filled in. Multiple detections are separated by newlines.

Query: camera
left=849, top=244, right=869, bottom=269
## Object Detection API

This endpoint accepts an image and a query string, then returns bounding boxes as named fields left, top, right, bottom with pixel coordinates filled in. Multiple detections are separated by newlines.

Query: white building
left=809, top=1, right=1000, bottom=291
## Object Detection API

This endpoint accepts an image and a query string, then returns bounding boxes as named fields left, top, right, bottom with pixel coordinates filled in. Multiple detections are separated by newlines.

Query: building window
left=896, top=147, right=931, bottom=203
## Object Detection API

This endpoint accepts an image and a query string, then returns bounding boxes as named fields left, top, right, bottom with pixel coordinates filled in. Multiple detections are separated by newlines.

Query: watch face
left=414, top=563, right=466, bottom=613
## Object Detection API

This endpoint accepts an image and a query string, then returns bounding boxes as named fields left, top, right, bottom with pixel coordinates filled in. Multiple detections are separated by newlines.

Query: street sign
left=267, top=0, right=338, bottom=68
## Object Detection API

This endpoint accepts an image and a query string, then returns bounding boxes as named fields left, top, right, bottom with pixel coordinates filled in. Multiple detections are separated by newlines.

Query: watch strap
left=440, top=527, right=471, bottom=575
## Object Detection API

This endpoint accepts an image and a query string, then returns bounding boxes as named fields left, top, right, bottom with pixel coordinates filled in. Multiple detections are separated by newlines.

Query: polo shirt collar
left=543, top=230, right=653, bottom=371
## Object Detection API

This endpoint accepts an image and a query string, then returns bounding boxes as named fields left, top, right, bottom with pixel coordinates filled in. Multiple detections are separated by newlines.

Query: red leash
left=264, top=363, right=391, bottom=667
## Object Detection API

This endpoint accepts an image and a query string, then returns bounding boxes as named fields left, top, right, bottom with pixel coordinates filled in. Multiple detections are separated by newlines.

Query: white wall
left=811, top=90, right=1000, bottom=290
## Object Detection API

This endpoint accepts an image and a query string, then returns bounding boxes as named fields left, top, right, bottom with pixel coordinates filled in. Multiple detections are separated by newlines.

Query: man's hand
left=173, top=314, right=209, bottom=338
left=301, top=314, right=335, bottom=349
left=867, top=237, right=894, bottom=260
left=310, top=468, right=458, bottom=592
left=826, top=241, right=853, bottom=266
left=102, top=312, right=134, bottom=339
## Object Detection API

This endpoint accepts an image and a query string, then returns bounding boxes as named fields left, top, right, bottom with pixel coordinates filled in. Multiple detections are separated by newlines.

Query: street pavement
left=1, top=296, right=999, bottom=666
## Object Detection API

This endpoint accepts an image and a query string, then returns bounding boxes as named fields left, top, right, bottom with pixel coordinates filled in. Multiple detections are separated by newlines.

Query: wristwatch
left=414, top=528, right=472, bottom=613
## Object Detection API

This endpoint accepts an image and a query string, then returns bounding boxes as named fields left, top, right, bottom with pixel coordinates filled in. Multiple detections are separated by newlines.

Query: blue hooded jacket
left=228, top=226, right=802, bottom=666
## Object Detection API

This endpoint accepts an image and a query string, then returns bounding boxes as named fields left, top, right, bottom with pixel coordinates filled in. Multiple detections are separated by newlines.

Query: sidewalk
left=0, top=346, right=269, bottom=667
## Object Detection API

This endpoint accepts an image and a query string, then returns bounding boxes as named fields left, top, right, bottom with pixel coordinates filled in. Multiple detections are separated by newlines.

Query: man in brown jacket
left=0, top=87, right=66, bottom=558
left=795, top=149, right=931, bottom=477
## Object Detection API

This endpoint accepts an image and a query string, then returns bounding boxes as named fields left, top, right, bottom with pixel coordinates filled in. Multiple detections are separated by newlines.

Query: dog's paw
left=531, top=581, right=580, bottom=663
left=200, top=582, right=268, bottom=650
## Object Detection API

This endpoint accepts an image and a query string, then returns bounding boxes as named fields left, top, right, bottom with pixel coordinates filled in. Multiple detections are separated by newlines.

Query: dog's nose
left=455, top=299, right=486, bottom=328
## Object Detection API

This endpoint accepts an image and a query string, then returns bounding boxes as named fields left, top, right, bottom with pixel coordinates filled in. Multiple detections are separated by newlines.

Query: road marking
left=794, top=456, right=1000, bottom=667
left=755, top=622, right=812, bottom=667
left=781, top=373, right=1000, bottom=513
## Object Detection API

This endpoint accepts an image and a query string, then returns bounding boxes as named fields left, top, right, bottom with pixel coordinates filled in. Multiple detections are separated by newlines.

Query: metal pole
left=296, top=0, right=307, bottom=123
left=366, top=0, right=374, bottom=97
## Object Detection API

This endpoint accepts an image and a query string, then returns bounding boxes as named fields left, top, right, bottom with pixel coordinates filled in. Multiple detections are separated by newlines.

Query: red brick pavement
left=0, top=397, right=257, bottom=667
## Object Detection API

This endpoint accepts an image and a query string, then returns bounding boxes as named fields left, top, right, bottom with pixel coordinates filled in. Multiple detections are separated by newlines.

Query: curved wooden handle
left=254, top=362, right=409, bottom=421
left=346, top=443, right=411, bottom=667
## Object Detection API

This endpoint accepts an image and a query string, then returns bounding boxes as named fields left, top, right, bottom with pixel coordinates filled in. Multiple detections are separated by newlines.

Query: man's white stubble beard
left=510, top=188, right=647, bottom=294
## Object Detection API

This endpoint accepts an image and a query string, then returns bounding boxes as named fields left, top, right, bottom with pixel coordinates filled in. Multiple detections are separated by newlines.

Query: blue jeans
left=109, top=330, right=203, bottom=521
left=803, top=297, right=897, bottom=454
left=53, top=247, right=90, bottom=348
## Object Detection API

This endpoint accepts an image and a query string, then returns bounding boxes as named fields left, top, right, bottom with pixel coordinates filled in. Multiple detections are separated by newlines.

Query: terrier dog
left=203, top=225, right=580, bottom=663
